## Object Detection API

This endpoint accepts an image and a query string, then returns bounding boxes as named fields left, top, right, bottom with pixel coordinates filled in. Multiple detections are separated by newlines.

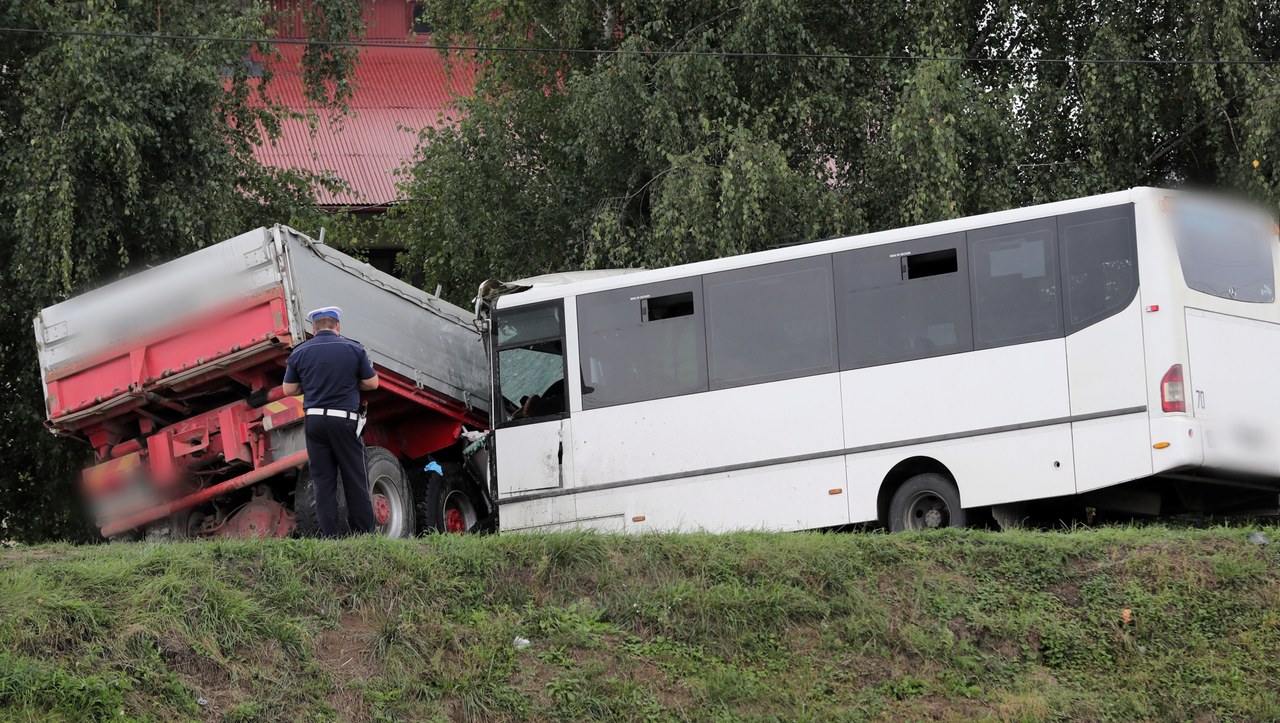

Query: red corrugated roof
left=253, top=45, right=474, bottom=207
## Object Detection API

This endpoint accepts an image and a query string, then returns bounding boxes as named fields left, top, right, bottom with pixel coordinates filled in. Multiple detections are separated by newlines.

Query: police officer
left=281, top=306, right=380, bottom=536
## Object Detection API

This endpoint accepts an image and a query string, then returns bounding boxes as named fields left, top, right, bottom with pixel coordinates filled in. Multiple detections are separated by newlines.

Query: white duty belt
left=305, top=408, right=360, bottom=421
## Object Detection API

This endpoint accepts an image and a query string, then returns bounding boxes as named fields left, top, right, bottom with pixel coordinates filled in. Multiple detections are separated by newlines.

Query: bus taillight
left=1161, top=364, right=1185, bottom=413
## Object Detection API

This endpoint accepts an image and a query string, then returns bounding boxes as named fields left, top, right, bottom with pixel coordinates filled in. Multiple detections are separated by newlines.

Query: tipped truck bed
left=32, top=225, right=490, bottom=539
left=35, top=225, right=488, bottom=433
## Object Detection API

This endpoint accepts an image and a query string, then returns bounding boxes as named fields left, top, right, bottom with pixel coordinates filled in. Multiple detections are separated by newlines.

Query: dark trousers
left=304, top=415, right=378, bottom=536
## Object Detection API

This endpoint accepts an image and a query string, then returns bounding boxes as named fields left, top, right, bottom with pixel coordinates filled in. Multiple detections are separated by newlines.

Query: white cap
left=307, top=306, right=342, bottom=322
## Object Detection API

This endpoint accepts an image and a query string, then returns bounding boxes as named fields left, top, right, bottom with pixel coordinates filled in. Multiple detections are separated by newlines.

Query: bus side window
left=968, top=218, right=1061, bottom=348
left=578, top=280, right=709, bottom=409
left=835, top=232, right=972, bottom=369
left=704, top=256, right=838, bottom=389
left=1058, top=205, right=1138, bottom=332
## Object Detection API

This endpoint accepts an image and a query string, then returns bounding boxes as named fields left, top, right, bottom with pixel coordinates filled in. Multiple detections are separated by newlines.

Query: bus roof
left=510, top=269, right=647, bottom=287
left=496, top=187, right=1157, bottom=308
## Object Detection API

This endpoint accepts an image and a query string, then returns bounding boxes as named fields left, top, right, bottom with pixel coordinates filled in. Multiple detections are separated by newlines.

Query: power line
left=1, top=26, right=1279, bottom=66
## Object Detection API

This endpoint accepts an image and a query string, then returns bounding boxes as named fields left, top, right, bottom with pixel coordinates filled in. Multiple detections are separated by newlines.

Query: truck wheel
left=366, top=447, right=414, bottom=539
left=170, top=508, right=207, bottom=540
left=293, top=468, right=332, bottom=537
left=888, top=473, right=968, bottom=532
left=144, top=520, right=174, bottom=543
left=294, top=446, right=414, bottom=538
left=415, top=462, right=481, bottom=534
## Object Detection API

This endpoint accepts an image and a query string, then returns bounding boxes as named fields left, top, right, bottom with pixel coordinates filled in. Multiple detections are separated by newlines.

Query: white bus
left=473, top=187, right=1280, bottom=532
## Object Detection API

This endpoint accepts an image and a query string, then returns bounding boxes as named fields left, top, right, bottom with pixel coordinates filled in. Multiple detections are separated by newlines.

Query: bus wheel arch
left=877, top=457, right=967, bottom=531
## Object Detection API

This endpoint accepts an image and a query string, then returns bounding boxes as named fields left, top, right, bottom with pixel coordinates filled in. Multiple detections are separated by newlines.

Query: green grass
left=1, top=527, right=1278, bottom=721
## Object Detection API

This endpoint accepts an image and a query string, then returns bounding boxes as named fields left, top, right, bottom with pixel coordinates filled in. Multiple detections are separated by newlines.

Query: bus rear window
left=1173, top=204, right=1275, bottom=303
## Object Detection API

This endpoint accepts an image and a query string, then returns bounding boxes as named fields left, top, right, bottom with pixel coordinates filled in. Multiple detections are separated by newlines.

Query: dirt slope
left=1, top=528, right=1278, bottom=721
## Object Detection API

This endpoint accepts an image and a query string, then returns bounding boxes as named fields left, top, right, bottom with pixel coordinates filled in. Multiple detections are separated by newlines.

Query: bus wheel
left=888, top=473, right=967, bottom=532
left=415, top=462, right=480, bottom=534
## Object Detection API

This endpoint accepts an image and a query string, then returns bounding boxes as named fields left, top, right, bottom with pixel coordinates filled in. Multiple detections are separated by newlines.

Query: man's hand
left=282, top=381, right=301, bottom=397
left=359, top=375, right=379, bottom=391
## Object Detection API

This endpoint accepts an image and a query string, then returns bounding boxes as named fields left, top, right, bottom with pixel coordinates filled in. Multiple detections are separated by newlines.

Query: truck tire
left=293, top=467, right=331, bottom=537
left=366, top=447, right=414, bottom=539
left=169, top=508, right=207, bottom=540
left=414, top=462, right=483, bottom=534
left=888, top=473, right=968, bottom=532
left=294, top=446, right=414, bottom=538
left=144, top=520, right=174, bottom=543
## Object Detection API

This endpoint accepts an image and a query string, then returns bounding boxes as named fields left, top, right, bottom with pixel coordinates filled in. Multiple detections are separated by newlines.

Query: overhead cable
left=0, top=26, right=1278, bottom=66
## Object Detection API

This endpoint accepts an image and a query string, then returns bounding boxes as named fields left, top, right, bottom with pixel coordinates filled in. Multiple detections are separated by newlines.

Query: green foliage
left=5, top=1, right=1280, bottom=542
left=0, top=653, right=132, bottom=722
left=1, top=529, right=1279, bottom=720
left=0, top=0, right=363, bottom=543
left=385, top=0, right=1280, bottom=304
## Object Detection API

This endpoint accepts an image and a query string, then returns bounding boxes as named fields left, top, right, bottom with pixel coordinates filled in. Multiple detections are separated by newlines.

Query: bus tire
left=415, top=462, right=481, bottom=534
left=888, top=473, right=967, bottom=532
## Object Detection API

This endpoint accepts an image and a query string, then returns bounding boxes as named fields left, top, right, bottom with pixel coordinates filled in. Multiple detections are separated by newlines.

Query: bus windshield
left=1172, top=202, right=1275, bottom=303
left=495, top=303, right=566, bottom=422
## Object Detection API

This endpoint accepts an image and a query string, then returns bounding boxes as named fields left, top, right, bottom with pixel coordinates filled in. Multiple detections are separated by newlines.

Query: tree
left=385, top=0, right=1280, bottom=304
left=0, top=0, right=363, bottom=542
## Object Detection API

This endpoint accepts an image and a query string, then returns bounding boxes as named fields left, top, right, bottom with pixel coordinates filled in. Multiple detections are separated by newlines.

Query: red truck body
left=35, top=226, right=490, bottom=539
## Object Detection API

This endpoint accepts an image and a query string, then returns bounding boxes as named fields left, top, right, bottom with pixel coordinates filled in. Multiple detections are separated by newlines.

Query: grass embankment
left=1, top=528, right=1278, bottom=722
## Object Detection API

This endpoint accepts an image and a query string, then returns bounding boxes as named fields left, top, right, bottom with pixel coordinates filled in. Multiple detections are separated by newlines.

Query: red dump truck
left=33, top=226, right=492, bottom=540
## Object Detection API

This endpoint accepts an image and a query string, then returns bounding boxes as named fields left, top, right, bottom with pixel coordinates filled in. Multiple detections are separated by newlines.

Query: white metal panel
left=840, top=339, right=1071, bottom=447
left=1064, top=300, right=1152, bottom=492
left=844, top=425, right=1077, bottom=517
left=1072, top=414, right=1153, bottom=493
left=1132, top=191, right=1192, bottom=428
left=1133, top=188, right=1280, bottom=480
left=570, top=373, right=845, bottom=488
left=1148, top=417, right=1203, bottom=473
left=504, top=515, right=626, bottom=533
left=496, top=420, right=569, bottom=495
left=1185, top=309, right=1280, bottom=475
left=563, top=297, right=584, bottom=415
left=573, top=457, right=849, bottom=532
left=499, top=495, right=580, bottom=530
left=1135, top=188, right=1280, bottom=452
left=1065, top=301, right=1146, bottom=414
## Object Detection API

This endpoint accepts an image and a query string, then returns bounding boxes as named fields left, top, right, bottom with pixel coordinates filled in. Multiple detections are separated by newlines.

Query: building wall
left=273, top=0, right=427, bottom=41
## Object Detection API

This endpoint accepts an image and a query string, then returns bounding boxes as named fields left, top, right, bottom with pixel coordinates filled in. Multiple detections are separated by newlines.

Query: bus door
left=492, top=301, right=573, bottom=497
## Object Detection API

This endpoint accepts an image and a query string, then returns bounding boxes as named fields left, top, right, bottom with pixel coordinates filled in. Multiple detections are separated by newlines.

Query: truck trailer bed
left=32, top=226, right=491, bottom=539
left=35, top=225, right=488, bottom=433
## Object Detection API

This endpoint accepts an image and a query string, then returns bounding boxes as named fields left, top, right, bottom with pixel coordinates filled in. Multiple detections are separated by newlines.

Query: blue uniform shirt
left=283, top=330, right=376, bottom=411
